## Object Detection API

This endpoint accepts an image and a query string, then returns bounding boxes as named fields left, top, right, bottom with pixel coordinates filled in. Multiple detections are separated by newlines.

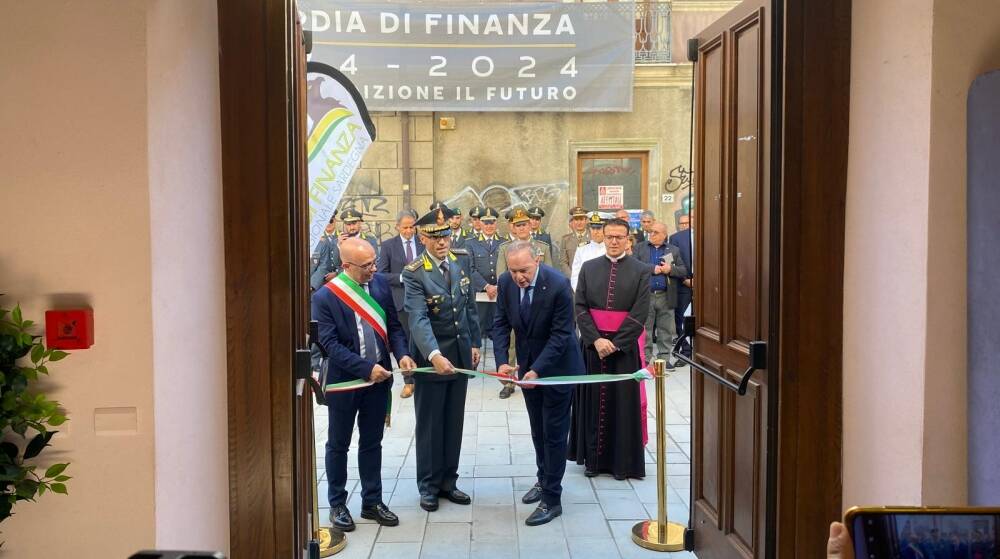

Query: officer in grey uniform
left=403, top=206, right=481, bottom=512
left=466, top=207, right=503, bottom=344
left=310, top=233, right=337, bottom=291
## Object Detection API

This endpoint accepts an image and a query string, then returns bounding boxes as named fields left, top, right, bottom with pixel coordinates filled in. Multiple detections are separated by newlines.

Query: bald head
left=647, top=221, right=668, bottom=246
left=340, top=237, right=376, bottom=283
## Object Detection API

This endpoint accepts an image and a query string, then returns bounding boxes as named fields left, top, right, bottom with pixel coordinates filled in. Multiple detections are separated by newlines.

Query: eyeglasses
left=604, top=234, right=628, bottom=242
left=344, top=260, right=376, bottom=270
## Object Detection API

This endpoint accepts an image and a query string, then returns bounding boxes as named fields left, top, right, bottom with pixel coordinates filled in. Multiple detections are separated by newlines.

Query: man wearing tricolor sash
left=403, top=206, right=481, bottom=513
left=311, top=238, right=415, bottom=532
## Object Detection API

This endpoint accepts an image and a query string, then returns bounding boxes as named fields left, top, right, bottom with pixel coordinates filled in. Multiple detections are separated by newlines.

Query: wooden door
left=690, top=1, right=771, bottom=557
left=576, top=151, right=649, bottom=211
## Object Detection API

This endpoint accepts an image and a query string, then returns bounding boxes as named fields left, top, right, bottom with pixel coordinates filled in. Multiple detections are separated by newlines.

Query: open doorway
left=218, top=0, right=850, bottom=557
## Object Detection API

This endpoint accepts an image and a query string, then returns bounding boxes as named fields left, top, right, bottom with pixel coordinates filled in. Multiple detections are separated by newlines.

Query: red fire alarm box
left=45, top=309, right=94, bottom=350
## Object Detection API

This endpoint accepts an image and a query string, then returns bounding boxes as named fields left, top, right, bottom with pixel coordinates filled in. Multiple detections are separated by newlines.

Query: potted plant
left=0, top=301, right=71, bottom=529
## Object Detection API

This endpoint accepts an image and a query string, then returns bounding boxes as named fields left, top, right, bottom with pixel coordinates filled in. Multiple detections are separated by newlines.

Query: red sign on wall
left=45, top=309, right=94, bottom=350
left=597, top=185, right=624, bottom=209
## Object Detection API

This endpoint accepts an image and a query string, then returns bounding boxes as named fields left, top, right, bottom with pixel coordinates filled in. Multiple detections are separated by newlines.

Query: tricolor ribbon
left=325, top=367, right=653, bottom=394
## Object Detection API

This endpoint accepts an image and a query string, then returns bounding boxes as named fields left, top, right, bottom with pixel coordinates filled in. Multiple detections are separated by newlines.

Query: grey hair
left=396, top=209, right=417, bottom=224
left=506, top=240, right=540, bottom=260
left=641, top=210, right=655, bottom=219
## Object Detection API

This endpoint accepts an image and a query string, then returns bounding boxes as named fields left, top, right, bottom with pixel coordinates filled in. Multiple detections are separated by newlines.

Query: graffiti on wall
left=663, top=164, right=693, bottom=193
left=444, top=181, right=570, bottom=221
left=328, top=180, right=571, bottom=241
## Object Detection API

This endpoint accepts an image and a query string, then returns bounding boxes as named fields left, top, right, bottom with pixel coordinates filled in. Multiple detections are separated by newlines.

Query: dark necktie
left=404, top=239, right=414, bottom=262
left=360, top=284, right=378, bottom=362
left=520, top=285, right=533, bottom=326
left=440, top=261, right=450, bottom=290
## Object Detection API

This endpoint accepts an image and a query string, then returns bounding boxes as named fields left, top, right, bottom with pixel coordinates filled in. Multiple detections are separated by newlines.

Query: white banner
left=306, top=62, right=376, bottom=252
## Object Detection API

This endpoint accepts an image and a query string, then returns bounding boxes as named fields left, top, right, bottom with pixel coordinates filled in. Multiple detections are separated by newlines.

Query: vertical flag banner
left=307, top=61, right=377, bottom=252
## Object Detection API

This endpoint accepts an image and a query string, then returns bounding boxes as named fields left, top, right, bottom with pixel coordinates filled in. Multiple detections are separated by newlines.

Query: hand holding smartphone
left=845, top=506, right=1000, bottom=559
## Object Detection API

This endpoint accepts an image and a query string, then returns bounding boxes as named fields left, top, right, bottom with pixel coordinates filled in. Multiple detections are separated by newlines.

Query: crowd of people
left=310, top=200, right=694, bottom=532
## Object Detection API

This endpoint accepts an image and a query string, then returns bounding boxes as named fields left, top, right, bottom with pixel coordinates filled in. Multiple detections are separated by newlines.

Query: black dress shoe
left=438, top=488, right=472, bottom=505
left=419, top=494, right=439, bottom=511
left=498, top=384, right=515, bottom=399
left=329, top=504, right=355, bottom=532
left=614, top=473, right=628, bottom=481
left=522, top=483, right=542, bottom=504
left=584, top=469, right=598, bottom=478
left=361, top=502, right=399, bottom=526
left=525, top=503, right=562, bottom=526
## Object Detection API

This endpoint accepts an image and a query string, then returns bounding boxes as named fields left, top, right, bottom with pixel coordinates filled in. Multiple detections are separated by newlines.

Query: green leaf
left=19, top=333, right=31, bottom=346
left=11, top=306, right=22, bottom=326
left=30, top=344, right=43, bottom=364
left=53, top=475, right=71, bottom=482
left=14, top=479, right=38, bottom=499
left=37, top=365, right=48, bottom=375
left=50, top=483, right=67, bottom=495
left=44, top=463, right=68, bottom=478
left=48, top=414, right=67, bottom=426
left=21, top=320, right=33, bottom=329
left=37, top=485, right=46, bottom=496
left=23, top=431, right=54, bottom=460
left=48, top=350, right=69, bottom=362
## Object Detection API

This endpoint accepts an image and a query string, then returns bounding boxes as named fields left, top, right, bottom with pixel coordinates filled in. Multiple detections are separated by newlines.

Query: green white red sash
left=325, top=273, right=387, bottom=342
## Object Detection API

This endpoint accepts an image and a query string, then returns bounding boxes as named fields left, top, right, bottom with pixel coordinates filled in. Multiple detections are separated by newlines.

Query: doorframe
left=217, top=0, right=299, bottom=556
left=767, top=0, right=850, bottom=557
left=215, top=0, right=851, bottom=557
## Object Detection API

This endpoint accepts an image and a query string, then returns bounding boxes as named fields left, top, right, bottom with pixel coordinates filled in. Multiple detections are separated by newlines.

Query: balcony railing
left=633, top=1, right=672, bottom=64
left=579, top=1, right=672, bottom=64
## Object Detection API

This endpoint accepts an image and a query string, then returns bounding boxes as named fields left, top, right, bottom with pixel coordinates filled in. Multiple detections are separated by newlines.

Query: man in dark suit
left=669, top=213, right=693, bottom=357
left=634, top=221, right=688, bottom=368
left=403, top=206, right=481, bottom=512
left=311, top=237, right=416, bottom=532
left=377, top=209, right=422, bottom=398
left=493, top=241, right=584, bottom=526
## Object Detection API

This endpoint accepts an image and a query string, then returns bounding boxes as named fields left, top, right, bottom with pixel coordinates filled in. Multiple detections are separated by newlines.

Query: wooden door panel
left=729, top=378, right=762, bottom=554
left=729, top=11, right=764, bottom=351
left=699, top=37, right=726, bottom=338
left=694, top=370, right=724, bottom=525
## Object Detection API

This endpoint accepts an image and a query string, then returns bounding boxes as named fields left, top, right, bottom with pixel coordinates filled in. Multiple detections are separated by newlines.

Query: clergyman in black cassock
left=568, top=219, right=651, bottom=480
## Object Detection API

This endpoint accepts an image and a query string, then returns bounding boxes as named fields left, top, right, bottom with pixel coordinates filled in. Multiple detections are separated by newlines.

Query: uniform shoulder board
left=450, top=248, right=469, bottom=256
left=404, top=259, right=423, bottom=272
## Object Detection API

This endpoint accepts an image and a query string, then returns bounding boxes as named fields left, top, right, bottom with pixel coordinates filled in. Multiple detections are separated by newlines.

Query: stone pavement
left=314, top=348, right=695, bottom=559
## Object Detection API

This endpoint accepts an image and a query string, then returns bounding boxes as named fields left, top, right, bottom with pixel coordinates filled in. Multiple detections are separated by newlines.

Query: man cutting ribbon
left=493, top=241, right=585, bottom=526
left=311, top=237, right=416, bottom=532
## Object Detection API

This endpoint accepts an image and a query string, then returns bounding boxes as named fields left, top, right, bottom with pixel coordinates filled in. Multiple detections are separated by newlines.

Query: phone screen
left=851, top=512, right=1000, bottom=558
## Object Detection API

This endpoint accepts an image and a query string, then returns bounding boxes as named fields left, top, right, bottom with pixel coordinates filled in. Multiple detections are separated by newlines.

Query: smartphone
left=845, top=506, right=1000, bottom=559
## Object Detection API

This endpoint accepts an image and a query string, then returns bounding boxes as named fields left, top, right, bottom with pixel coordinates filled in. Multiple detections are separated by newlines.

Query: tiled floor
left=314, top=346, right=695, bottom=559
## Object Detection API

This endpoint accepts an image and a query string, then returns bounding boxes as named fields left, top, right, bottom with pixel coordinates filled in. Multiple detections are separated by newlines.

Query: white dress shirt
left=570, top=241, right=606, bottom=292
left=356, top=283, right=381, bottom=362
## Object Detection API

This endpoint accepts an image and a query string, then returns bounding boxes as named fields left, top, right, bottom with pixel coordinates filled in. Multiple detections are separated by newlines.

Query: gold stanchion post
left=313, top=415, right=347, bottom=556
left=631, top=359, right=686, bottom=551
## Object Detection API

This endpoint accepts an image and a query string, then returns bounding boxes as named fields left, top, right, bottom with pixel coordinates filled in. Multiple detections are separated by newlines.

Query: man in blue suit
left=377, top=210, right=423, bottom=399
left=311, top=237, right=416, bottom=532
left=493, top=240, right=584, bottom=526
left=669, top=213, right=694, bottom=357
